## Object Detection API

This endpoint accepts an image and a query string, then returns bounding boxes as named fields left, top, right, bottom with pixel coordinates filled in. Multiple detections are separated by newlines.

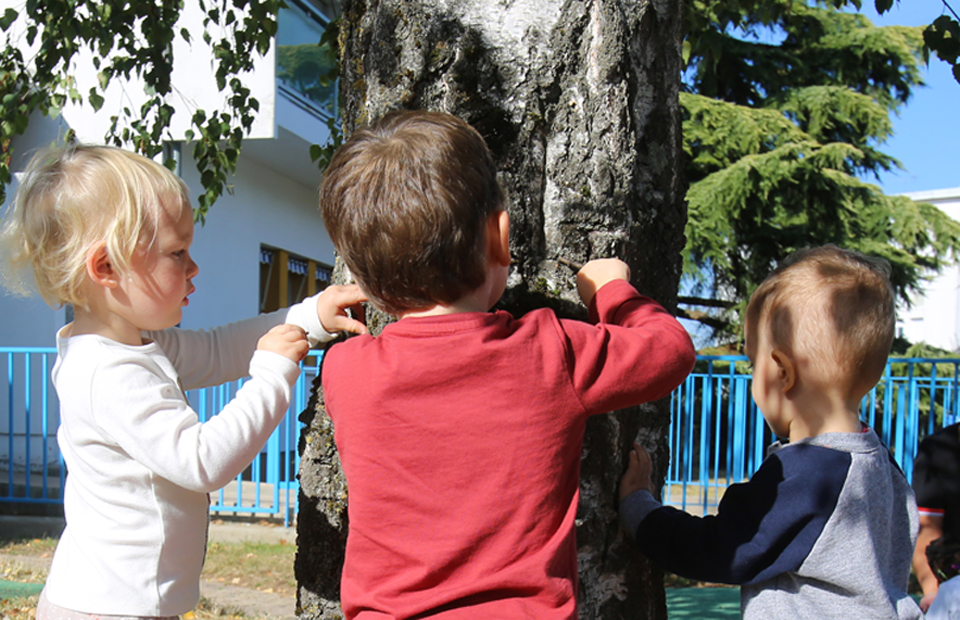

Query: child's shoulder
left=757, top=441, right=857, bottom=494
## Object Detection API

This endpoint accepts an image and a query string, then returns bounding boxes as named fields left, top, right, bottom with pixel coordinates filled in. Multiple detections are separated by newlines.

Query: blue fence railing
left=5, top=350, right=960, bottom=524
left=0, top=346, right=322, bottom=526
left=666, top=355, right=960, bottom=515
left=2, top=347, right=62, bottom=509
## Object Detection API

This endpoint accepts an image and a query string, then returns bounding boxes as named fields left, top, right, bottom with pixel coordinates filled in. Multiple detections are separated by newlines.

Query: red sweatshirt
left=322, top=279, right=696, bottom=619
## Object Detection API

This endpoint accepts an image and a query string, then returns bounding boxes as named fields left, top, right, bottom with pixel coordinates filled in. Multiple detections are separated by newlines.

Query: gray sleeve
left=619, top=489, right=663, bottom=537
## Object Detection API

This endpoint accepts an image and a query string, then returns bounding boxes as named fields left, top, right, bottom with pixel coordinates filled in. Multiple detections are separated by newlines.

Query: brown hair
left=745, top=245, right=895, bottom=393
left=318, top=110, right=505, bottom=315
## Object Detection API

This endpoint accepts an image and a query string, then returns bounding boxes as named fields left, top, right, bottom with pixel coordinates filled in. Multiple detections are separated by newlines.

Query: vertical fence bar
left=24, top=352, right=31, bottom=498
left=894, top=371, right=908, bottom=469
left=7, top=351, right=14, bottom=498
left=904, top=362, right=921, bottom=479
left=667, top=387, right=678, bottom=503
left=883, top=362, right=894, bottom=446
left=725, top=363, right=735, bottom=487
left=752, top=391, right=765, bottom=473
left=712, top=372, right=723, bottom=507
left=671, top=383, right=680, bottom=503
left=953, top=364, right=960, bottom=425
left=682, top=373, right=695, bottom=511
left=699, top=362, right=714, bottom=514
left=42, top=353, right=50, bottom=499
left=929, top=363, right=939, bottom=436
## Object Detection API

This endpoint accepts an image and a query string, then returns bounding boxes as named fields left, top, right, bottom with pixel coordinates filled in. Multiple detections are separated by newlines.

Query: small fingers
left=318, top=285, right=369, bottom=335
left=634, top=442, right=652, bottom=465
left=326, top=284, right=369, bottom=305
left=268, top=323, right=306, bottom=337
left=281, top=326, right=308, bottom=343
left=329, top=315, right=368, bottom=336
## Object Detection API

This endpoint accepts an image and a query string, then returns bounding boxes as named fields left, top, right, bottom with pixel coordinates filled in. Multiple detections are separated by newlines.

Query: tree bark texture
left=297, top=1, right=686, bottom=618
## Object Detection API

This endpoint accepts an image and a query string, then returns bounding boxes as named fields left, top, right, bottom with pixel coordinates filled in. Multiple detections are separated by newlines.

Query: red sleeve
left=557, top=279, right=696, bottom=416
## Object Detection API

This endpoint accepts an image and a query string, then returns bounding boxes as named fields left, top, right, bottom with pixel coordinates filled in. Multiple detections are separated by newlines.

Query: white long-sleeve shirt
left=44, top=296, right=333, bottom=616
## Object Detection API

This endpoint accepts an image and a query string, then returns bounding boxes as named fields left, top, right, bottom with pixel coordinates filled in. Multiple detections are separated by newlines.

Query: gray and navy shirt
left=620, top=428, right=922, bottom=619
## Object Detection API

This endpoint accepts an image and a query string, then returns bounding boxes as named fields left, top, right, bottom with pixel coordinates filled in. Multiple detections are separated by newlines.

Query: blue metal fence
left=1, top=346, right=322, bottom=526
left=5, top=350, right=960, bottom=525
left=2, top=347, right=62, bottom=507
left=666, top=355, right=960, bottom=515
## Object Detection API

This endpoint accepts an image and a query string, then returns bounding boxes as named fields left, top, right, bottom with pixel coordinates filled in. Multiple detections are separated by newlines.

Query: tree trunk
left=296, top=0, right=686, bottom=618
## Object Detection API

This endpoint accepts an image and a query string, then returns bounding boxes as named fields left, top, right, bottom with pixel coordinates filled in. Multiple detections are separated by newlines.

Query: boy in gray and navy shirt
left=619, top=245, right=922, bottom=620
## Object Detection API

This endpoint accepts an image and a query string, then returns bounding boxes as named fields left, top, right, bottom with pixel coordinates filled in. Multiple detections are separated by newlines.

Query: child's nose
left=187, top=255, right=199, bottom=278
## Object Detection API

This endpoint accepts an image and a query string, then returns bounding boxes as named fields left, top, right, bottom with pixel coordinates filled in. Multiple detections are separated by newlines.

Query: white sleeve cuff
left=284, top=292, right=337, bottom=346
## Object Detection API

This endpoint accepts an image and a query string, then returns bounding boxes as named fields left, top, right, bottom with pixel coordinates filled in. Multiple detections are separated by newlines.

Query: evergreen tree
left=680, top=0, right=960, bottom=341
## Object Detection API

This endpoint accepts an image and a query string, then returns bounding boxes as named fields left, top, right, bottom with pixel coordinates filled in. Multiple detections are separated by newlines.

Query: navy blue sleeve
left=634, top=444, right=851, bottom=585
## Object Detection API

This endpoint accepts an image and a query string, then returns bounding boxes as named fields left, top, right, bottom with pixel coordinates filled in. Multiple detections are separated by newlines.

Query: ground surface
left=1, top=514, right=750, bottom=619
left=0, top=515, right=298, bottom=620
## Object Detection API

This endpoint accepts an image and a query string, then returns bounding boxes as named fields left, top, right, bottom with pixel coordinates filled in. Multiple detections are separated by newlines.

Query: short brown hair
left=745, top=245, right=895, bottom=393
left=318, top=110, right=505, bottom=315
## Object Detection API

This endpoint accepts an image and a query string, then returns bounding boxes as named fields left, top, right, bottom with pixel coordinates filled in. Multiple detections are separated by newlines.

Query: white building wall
left=180, top=152, right=334, bottom=330
left=896, top=187, right=960, bottom=353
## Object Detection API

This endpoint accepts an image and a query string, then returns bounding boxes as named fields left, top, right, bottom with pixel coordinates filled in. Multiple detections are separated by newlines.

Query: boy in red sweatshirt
left=318, top=109, right=696, bottom=619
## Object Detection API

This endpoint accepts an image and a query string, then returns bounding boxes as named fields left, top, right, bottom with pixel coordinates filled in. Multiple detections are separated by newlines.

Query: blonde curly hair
left=0, top=144, right=191, bottom=309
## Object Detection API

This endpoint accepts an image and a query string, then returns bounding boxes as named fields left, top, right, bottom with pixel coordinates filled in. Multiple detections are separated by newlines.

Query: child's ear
left=771, top=349, right=797, bottom=394
left=85, top=242, right=120, bottom=288
left=487, top=210, right=511, bottom=267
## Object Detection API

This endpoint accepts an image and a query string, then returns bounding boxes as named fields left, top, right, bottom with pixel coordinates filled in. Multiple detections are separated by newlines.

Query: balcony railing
left=276, top=0, right=338, bottom=119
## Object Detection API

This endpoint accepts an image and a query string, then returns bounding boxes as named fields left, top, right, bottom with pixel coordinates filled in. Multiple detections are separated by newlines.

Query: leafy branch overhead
left=876, top=0, right=960, bottom=83
left=0, top=0, right=282, bottom=221
left=681, top=0, right=960, bottom=343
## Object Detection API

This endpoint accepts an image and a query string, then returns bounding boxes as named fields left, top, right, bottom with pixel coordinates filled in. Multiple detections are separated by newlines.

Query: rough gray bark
left=297, top=0, right=686, bottom=618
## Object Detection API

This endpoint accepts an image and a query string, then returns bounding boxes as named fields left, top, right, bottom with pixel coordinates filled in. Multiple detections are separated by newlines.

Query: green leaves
left=0, top=8, right=17, bottom=31
left=924, top=14, right=960, bottom=82
left=0, top=0, right=287, bottom=219
left=682, top=0, right=957, bottom=342
left=309, top=116, right=343, bottom=172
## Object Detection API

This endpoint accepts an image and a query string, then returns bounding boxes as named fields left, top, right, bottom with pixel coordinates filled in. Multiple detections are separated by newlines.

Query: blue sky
left=856, top=0, right=960, bottom=194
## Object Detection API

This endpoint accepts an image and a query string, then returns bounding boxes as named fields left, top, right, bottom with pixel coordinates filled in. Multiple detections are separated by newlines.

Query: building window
left=276, top=0, right=338, bottom=119
left=259, top=246, right=332, bottom=313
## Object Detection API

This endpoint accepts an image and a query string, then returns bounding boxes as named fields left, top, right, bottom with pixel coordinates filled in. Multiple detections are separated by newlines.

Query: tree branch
left=676, top=307, right=730, bottom=331
left=677, top=296, right=736, bottom=309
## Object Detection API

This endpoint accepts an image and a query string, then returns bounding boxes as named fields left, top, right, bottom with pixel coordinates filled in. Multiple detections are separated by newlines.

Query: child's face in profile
left=745, top=315, right=790, bottom=439
left=120, top=199, right=199, bottom=332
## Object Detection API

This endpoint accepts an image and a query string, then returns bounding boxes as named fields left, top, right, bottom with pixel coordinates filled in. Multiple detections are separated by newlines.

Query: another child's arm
left=284, top=284, right=368, bottom=346
left=257, top=324, right=310, bottom=364
left=313, top=284, right=368, bottom=337
left=151, top=284, right=367, bottom=390
left=576, top=258, right=631, bottom=308
left=619, top=443, right=851, bottom=585
left=561, top=258, right=696, bottom=415
left=88, top=340, right=305, bottom=491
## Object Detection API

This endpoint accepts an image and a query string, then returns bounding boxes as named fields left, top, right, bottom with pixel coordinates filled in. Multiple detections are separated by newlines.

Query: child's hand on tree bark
left=576, top=258, right=631, bottom=307
left=620, top=442, right=656, bottom=501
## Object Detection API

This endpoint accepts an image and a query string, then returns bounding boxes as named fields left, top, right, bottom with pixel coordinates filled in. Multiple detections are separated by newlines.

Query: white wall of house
left=179, top=147, right=336, bottom=330
left=896, top=187, right=960, bottom=353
